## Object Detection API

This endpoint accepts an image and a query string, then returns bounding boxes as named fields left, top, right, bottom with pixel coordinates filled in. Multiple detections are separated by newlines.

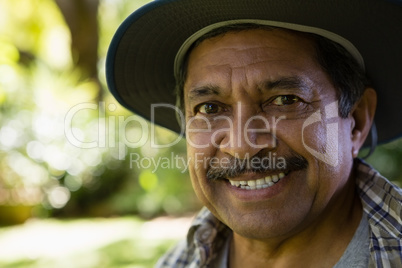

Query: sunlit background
left=0, top=0, right=401, bottom=267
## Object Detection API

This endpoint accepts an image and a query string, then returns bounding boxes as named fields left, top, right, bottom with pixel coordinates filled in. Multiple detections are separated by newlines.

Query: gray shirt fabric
left=334, top=214, right=370, bottom=268
left=212, top=214, right=370, bottom=267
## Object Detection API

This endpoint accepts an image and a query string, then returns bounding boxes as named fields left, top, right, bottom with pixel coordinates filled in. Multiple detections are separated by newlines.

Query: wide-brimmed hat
left=106, top=0, right=402, bottom=144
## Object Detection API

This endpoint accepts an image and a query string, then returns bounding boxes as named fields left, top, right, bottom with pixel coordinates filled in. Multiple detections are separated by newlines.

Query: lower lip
left=224, top=174, right=290, bottom=201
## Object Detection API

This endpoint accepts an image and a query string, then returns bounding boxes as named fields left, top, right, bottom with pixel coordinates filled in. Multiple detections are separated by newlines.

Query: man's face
left=183, top=29, right=356, bottom=240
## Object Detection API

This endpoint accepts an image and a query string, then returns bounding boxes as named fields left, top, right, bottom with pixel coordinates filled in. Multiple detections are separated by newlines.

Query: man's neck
left=228, top=178, right=363, bottom=268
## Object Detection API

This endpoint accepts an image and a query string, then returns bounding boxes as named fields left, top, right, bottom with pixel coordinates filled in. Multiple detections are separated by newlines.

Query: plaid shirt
left=156, top=159, right=402, bottom=267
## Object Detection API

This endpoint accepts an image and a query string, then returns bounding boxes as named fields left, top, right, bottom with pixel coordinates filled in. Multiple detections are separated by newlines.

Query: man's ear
left=351, top=88, right=377, bottom=158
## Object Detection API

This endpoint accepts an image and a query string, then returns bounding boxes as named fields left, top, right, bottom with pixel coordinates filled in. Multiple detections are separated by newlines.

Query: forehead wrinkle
left=198, top=43, right=292, bottom=68
left=260, top=76, right=311, bottom=92
left=231, top=65, right=250, bottom=90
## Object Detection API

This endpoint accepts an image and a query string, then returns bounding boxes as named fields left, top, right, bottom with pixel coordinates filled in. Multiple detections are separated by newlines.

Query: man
left=106, top=0, right=402, bottom=267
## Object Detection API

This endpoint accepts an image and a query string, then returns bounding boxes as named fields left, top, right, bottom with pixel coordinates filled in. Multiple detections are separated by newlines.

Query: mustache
left=206, top=151, right=308, bottom=181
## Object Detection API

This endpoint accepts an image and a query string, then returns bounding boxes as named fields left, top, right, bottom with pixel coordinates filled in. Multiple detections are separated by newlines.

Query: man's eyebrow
left=263, top=77, right=309, bottom=92
left=187, top=85, right=220, bottom=101
left=187, top=77, right=308, bottom=100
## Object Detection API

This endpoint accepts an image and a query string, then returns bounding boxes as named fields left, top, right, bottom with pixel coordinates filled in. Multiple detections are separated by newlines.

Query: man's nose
left=219, top=106, right=276, bottom=159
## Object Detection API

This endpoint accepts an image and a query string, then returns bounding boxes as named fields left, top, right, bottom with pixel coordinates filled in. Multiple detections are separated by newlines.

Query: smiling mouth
left=228, top=171, right=287, bottom=190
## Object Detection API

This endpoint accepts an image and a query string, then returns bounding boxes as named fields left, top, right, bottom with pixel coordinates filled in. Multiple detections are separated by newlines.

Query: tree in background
left=55, top=0, right=102, bottom=101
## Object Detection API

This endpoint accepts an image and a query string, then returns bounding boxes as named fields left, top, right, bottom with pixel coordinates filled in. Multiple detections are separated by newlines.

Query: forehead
left=188, top=28, right=317, bottom=66
left=184, top=28, right=322, bottom=91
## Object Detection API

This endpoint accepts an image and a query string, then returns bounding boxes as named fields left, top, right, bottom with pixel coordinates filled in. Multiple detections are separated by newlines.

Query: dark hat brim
left=106, top=0, right=402, bottom=143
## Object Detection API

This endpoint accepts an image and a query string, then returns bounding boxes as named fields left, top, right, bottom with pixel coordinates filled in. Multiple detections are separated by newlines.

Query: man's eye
left=196, top=103, right=223, bottom=114
left=271, top=95, right=300, bottom=106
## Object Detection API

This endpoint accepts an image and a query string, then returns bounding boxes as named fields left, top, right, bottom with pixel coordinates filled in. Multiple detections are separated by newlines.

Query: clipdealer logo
left=64, top=101, right=339, bottom=167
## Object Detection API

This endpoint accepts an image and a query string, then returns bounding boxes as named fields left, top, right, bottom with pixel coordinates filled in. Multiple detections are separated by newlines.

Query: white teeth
left=256, top=178, right=265, bottom=186
left=228, top=172, right=286, bottom=190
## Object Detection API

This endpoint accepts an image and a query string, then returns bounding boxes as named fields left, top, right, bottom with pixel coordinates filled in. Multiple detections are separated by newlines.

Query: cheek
left=275, top=120, right=306, bottom=152
left=285, top=118, right=353, bottom=193
left=301, top=117, right=354, bottom=170
left=185, top=115, right=230, bottom=149
left=302, top=123, right=328, bottom=152
left=186, top=147, right=206, bottom=205
left=186, top=138, right=215, bottom=204
left=289, top=116, right=340, bottom=168
left=186, top=131, right=211, bottom=150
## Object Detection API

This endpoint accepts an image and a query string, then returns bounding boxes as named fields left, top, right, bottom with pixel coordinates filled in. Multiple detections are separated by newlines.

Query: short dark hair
left=175, top=23, right=371, bottom=118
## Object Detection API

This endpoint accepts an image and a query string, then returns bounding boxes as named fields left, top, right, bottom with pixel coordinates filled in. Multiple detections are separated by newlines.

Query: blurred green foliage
left=0, top=0, right=199, bottom=224
left=0, top=0, right=401, bottom=226
left=363, top=138, right=402, bottom=185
